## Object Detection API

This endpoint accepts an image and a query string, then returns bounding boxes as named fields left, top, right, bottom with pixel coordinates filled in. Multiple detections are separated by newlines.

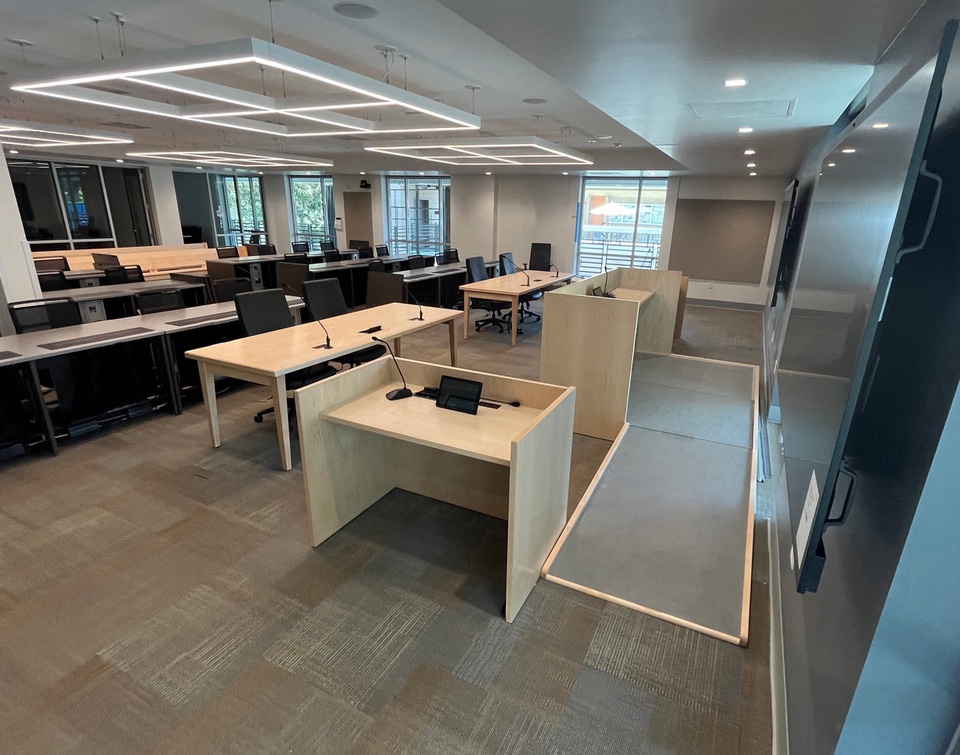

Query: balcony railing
left=576, top=239, right=660, bottom=277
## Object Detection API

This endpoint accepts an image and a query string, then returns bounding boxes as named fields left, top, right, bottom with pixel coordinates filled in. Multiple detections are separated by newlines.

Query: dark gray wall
left=172, top=171, right=215, bottom=247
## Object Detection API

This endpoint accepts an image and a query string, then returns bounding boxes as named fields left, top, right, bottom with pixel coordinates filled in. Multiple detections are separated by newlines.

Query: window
left=289, top=176, right=335, bottom=250
left=210, top=174, right=266, bottom=247
left=386, top=176, right=451, bottom=256
left=575, top=178, right=668, bottom=276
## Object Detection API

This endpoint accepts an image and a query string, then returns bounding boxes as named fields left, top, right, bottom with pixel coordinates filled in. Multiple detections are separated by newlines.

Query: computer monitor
left=436, top=375, right=483, bottom=415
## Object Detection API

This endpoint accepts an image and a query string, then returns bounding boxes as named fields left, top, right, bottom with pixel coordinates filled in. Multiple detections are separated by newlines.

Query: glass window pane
left=386, top=175, right=449, bottom=256
left=55, top=164, right=111, bottom=240
left=102, top=167, right=154, bottom=246
left=8, top=160, right=67, bottom=242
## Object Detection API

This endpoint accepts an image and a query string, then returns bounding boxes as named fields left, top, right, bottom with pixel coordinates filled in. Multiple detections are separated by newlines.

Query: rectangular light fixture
left=12, top=38, right=480, bottom=138
left=0, top=119, right=133, bottom=148
left=364, top=137, right=593, bottom=166
left=124, top=149, right=334, bottom=169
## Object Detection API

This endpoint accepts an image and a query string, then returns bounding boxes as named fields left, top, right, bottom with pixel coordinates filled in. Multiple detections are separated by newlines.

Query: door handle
left=896, top=162, right=943, bottom=263
left=825, top=463, right=858, bottom=527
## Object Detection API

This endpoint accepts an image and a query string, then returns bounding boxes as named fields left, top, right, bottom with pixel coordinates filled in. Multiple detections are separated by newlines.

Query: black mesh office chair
left=465, top=256, right=508, bottom=333
left=35, top=256, right=70, bottom=272
left=301, top=279, right=387, bottom=368
left=499, top=252, right=541, bottom=324
left=366, top=271, right=404, bottom=307
left=323, top=249, right=343, bottom=263
left=38, top=271, right=70, bottom=292
left=530, top=243, right=552, bottom=272
left=375, top=244, right=389, bottom=257
left=284, top=253, right=309, bottom=264
left=437, top=248, right=459, bottom=266
left=254, top=243, right=277, bottom=256
left=348, top=239, right=369, bottom=250
left=212, top=277, right=253, bottom=303
left=291, top=241, right=309, bottom=254
left=357, top=246, right=374, bottom=259
left=103, top=265, right=145, bottom=284
left=367, top=258, right=386, bottom=273
left=135, top=289, right=186, bottom=314
left=9, top=299, right=83, bottom=334
left=248, top=233, right=262, bottom=245
left=234, top=289, right=336, bottom=424
left=320, top=241, right=336, bottom=252
left=408, top=255, right=427, bottom=270
left=216, top=246, right=240, bottom=259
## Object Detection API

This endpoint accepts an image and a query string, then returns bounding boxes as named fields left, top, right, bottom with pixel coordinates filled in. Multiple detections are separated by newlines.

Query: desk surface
left=307, top=254, right=411, bottom=273
left=325, top=382, right=542, bottom=465
left=394, top=259, right=496, bottom=281
left=460, top=271, right=573, bottom=295
left=33, top=279, right=205, bottom=302
left=611, top=288, right=655, bottom=306
left=186, top=303, right=460, bottom=377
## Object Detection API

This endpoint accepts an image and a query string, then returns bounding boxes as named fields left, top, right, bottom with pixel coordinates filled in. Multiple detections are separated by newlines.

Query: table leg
left=510, top=298, right=519, bottom=347
left=463, top=295, right=470, bottom=339
left=27, top=362, right=58, bottom=455
left=393, top=338, right=402, bottom=358
left=198, top=361, right=220, bottom=448
left=448, top=321, right=458, bottom=367
left=272, top=374, right=293, bottom=471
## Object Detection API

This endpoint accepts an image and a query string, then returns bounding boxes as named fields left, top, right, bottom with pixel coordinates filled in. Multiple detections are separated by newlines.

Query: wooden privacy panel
left=668, top=199, right=774, bottom=283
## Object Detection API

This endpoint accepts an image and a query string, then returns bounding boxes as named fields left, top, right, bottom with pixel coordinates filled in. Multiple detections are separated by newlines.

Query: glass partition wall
left=9, top=159, right=155, bottom=252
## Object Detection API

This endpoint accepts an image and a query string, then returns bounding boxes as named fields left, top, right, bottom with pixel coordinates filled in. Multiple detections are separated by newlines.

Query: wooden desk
left=186, top=303, right=462, bottom=470
left=460, top=271, right=573, bottom=346
left=28, top=280, right=207, bottom=322
left=295, top=357, right=575, bottom=621
left=611, top=288, right=654, bottom=307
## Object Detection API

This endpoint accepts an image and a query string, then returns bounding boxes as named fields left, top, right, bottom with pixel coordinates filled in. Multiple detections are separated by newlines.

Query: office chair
left=103, top=265, right=145, bottom=284
left=38, top=270, right=70, bottom=292
left=500, top=252, right=541, bottom=324
left=408, top=255, right=427, bottom=270
left=348, top=239, right=369, bottom=250
left=530, top=243, right=552, bottom=272
left=216, top=246, right=239, bottom=259
left=366, top=271, right=404, bottom=307
left=234, top=289, right=336, bottom=424
left=91, top=252, right=122, bottom=270
left=212, top=277, right=253, bottom=303
left=248, top=233, right=262, bottom=245
left=320, top=241, right=335, bottom=252
left=375, top=244, right=389, bottom=257
left=9, top=298, right=83, bottom=334
left=357, top=246, right=374, bottom=259
left=35, top=256, right=70, bottom=272
left=275, top=261, right=310, bottom=298
left=437, top=248, right=459, bottom=266
left=301, top=279, right=387, bottom=368
left=324, top=249, right=343, bottom=263
left=284, top=253, right=309, bottom=264
left=253, top=243, right=277, bottom=256
left=465, top=256, right=508, bottom=333
left=291, top=241, right=309, bottom=254
left=135, top=289, right=186, bottom=314
left=367, top=258, right=386, bottom=273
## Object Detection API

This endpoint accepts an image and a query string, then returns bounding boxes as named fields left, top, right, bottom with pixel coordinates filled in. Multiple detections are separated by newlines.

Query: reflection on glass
left=577, top=178, right=667, bottom=275
left=56, top=164, right=111, bottom=239
left=290, top=176, right=335, bottom=250
left=8, top=160, right=68, bottom=243
left=210, top=174, right=266, bottom=246
left=102, top=167, right=154, bottom=247
left=387, top=176, right=450, bottom=255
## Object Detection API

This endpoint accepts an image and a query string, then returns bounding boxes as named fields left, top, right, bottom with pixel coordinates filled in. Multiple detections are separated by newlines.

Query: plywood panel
left=668, top=199, right=775, bottom=283
left=618, top=268, right=682, bottom=354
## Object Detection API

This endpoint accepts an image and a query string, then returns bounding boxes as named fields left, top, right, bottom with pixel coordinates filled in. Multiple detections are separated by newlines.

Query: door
left=343, top=192, right=373, bottom=248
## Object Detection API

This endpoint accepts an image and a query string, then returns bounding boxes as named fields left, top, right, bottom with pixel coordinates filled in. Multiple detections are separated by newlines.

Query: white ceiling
left=0, top=0, right=926, bottom=177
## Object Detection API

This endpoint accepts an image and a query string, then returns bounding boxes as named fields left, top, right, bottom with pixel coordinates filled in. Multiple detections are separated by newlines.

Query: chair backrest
left=38, top=270, right=69, bottom=291
left=9, top=298, right=83, bottom=334
left=274, top=262, right=310, bottom=298
left=91, top=252, right=122, bottom=270
left=348, top=239, right=369, bottom=250
left=234, top=289, right=294, bottom=336
left=408, top=255, right=426, bottom=270
left=439, top=248, right=460, bottom=265
left=216, top=246, right=240, bottom=259
left=135, top=289, right=185, bottom=314
left=248, top=233, right=262, bottom=245
left=301, top=278, right=348, bottom=321
left=499, top=252, right=518, bottom=277
left=320, top=241, right=335, bottom=251
left=284, top=253, right=309, bottom=264
left=366, top=271, right=405, bottom=307
left=249, top=243, right=276, bottom=256
left=34, top=256, right=70, bottom=272
left=103, top=265, right=144, bottom=284
left=212, top=277, right=253, bottom=303
left=291, top=241, right=309, bottom=254
left=323, top=249, right=343, bottom=263
left=466, top=256, right=489, bottom=284
left=357, top=246, right=374, bottom=259
left=367, top=259, right=386, bottom=273
left=530, top=243, right=552, bottom=271
left=375, top=244, right=389, bottom=257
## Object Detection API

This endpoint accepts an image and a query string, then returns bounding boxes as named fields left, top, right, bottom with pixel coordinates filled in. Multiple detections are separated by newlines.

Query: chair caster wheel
left=254, top=415, right=263, bottom=424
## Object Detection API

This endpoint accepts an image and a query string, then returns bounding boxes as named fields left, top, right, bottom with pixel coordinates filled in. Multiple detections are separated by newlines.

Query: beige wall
left=144, top=166, right=185, bottom=246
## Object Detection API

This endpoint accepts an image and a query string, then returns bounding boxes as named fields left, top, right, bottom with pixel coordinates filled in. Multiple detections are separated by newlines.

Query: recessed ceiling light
left=523, top=97, right=547, bottom=105
left=359, top=171, right=366, bottom=175
left=195, top=165, right=203, bottom=169
left=562, top=171, right=569, bottom=175
left=485, top=171, right=491, bottom=175
left=827, top=162, right=836, bottom=167
left=738, top=126, right=754, bottom=133
left=115, top=158, right=124, bottom=162
left=744, top=149, right=756, bottom=155
left=418, top=171, right=425, bottom=175
left=587, top=139, right=597, bottom=144
left=842, top=148, right=856, bottom=153
left=872, top=123, right=889, bottom=129
left=257, top=171, right=263, bottom=174
left=332, top=3, right=380, bottom=19
left=613, top=142, right=622, bottom=148
left=596, top=135, right=613, bottom=140
left=8, top=149, right=18, bottom=154
left=725, top=78, right=748, bottom=88
left=746, top=162, right=756, bottom=168
left=749, top=171, right=757, bottom=176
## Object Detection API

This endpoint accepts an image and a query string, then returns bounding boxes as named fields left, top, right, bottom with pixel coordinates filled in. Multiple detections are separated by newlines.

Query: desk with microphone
left=281, top=283, right=333, bottom=349
left=372, top=336, right=412, bottom=400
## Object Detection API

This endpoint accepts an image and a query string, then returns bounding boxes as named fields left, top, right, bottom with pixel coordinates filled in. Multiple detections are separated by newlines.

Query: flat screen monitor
left=436, top=375, right=482, bottom=415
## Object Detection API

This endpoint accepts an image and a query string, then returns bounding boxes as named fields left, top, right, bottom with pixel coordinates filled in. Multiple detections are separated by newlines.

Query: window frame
left=384, top=175, right=451, bottom=257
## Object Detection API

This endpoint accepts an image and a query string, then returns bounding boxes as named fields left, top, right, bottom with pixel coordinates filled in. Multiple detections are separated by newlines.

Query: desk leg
left=510, top=298, right=519, bottom=347
left=27, top=363, right=58, bottom=455
left=448, top=321, right=458, bottom=367
left=393, top=338, right=402, bottom=358
left=463, top=295, right=470, bottom=340
left=198, top=362, right=220, bottom=448
left=272, top=374, right=293, bottom=471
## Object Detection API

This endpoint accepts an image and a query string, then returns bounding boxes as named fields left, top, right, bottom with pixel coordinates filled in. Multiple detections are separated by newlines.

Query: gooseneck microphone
left=404, top=285, right=425, bottom=321
left=601, top=267, right=616, bottom=298
left=503, top=255, right=531, bottom=287
left=372, top=336, right=412, bottom=400
left=549, top=262, right=561, bottom=278
left=282, top=283, right=332, bottom=349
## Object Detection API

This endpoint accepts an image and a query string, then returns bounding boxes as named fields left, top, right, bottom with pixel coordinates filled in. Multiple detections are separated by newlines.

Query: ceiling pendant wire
left=90, top=16, right=105, bottom=60
left=534, top=113, right=541, bottom=137
left=266, top=0, right=287, bottom=97
left=110, top=12, right=126, bottom=57
left=400, top=54, right=409, bottom=91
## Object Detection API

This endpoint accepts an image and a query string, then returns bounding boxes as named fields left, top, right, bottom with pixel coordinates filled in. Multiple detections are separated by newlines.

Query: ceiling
left=0, top=0, right=927, bottom=177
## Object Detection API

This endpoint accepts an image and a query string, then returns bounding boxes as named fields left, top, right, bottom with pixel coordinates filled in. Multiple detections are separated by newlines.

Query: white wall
left=450, top=174, right=496, bottom=262
left=332, top=173, right=381, bottom=248
left=261, top=173, right=292, bottom=252
left=0, top=154, right=39, bottom=334
left=144, top=166, right=184, bottom=246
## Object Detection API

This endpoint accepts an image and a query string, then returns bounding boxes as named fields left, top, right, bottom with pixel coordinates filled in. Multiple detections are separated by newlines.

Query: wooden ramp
left=544, top=354, right=758, bottom=646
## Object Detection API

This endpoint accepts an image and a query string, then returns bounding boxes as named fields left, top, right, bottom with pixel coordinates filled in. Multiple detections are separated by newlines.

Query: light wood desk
left=186, top=303, right=461, bottom=470
left=460, top=271, right=573, bottom=346
left=295, top=357, right=576, bottom=622
left=611, top=288, right=654, bottom=307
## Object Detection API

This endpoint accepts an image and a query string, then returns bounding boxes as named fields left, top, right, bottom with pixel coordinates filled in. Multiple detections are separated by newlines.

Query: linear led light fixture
left=125, top=149, right=334, bottom=169
left=364, top=137, right=593, bottom=166
left=12, top=38, right=480, bottom=138
left=0, top=119, right=133, bottom=148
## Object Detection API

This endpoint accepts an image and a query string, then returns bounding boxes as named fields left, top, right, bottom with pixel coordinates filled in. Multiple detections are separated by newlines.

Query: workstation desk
left=30, top=279, right=208, bottom=322
left=395, top=259, right=498, bottom=308
left=460, top=270, right=574, bottom=346
left=295, top=356, right=576, bottom=621
left=186, top=303, right=461, bottom=471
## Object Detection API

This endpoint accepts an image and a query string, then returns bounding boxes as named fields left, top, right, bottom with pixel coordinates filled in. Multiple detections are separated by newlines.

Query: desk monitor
left=436, top=375, right=483, bottom=415
left=591, top=286, right=603, bottom=297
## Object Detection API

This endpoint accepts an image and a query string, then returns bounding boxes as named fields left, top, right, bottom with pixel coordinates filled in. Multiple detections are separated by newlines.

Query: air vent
left=97, top=121, right=151, bottom=130
left=687, top=99, right=796, bottom=120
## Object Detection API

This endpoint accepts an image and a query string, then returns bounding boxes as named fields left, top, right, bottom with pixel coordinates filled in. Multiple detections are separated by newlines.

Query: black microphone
left=404, top=284, right=425, bottom=321
left=372, top=336, right=412, bottom=400
left=549, top=262, right=561, bottom=278
left=503, top=255, right=531, bottom=287
left=282, top=283, right=332, bottom=349
left=601, top=267, right=616, bottom=298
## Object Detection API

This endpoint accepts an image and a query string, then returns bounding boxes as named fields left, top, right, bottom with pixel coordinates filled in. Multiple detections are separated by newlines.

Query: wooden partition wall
left=33, top=244, right=213, bottom=279
left=540, top=268, right=682, bottom=440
